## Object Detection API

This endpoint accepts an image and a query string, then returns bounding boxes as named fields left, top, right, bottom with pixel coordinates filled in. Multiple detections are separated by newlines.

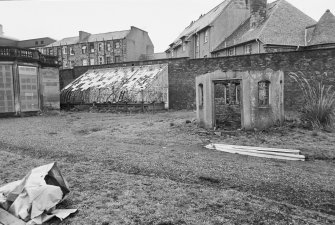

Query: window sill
left=258, top=106, right=271, bottom=109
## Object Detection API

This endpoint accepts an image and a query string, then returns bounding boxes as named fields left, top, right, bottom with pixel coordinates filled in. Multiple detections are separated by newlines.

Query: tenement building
left=42, top=26, right=154, bottom=69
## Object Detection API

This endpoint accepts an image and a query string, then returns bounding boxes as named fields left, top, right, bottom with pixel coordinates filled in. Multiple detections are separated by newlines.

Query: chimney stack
left=250, top=0, right=267, bottom=28
left=79, top=31, right=91, bottom=42
left=0, top=24, right=3, bottom=36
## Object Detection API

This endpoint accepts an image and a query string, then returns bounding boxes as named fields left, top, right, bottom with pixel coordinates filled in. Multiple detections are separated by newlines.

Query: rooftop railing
left=0, top=46, right=59, bottom=66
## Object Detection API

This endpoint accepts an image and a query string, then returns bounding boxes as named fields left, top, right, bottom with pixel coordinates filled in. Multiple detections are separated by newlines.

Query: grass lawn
left=0, top=110, right=335, bottom=225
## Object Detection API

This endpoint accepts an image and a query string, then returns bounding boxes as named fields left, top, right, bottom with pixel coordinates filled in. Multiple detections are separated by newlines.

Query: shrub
left=289, top=72, right=335, bottom=129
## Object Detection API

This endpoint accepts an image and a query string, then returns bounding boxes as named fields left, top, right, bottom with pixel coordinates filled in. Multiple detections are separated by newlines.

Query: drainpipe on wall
left=256, top=39, right=261, bottom=53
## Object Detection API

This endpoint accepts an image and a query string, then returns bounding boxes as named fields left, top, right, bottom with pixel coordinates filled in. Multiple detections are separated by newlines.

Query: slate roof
left=46, top=30, right=130, bottom=47
left=170, top=0, right=233, bottom=47
left=213, top=0, right=316, bottom=52
left=308, top=10, right=335, bottom=46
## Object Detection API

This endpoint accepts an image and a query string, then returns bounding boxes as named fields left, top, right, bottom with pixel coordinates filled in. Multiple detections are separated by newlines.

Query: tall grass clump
left=289, top=72, right=335, bottom=129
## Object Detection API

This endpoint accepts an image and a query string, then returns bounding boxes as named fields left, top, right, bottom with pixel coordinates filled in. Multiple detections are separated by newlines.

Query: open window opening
left=198, top=83, right=204, bottom=109
left=258, top=80, right=270, bottom=107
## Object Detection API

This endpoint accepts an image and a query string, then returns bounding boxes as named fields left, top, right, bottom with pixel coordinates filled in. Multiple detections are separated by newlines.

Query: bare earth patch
left=0, top=111, right=335, bottom=224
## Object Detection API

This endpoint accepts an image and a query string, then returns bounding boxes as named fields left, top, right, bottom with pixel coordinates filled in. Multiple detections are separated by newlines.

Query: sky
left=0, top=0, right=334, bottom=52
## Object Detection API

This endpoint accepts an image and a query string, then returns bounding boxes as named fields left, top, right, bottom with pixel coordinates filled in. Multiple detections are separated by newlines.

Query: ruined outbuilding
left=61, top=64, right=169, bottom=108
left=196, top=69, right=284, bottom=130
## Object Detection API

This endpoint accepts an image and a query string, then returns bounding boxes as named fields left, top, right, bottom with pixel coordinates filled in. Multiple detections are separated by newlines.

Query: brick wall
left=60, top=48, right=335, bottom=111
left=167, top=48, right=335, bottom=110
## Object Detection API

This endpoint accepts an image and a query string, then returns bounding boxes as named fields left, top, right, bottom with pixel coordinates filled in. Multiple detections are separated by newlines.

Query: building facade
left=167, top=0, right=335, bottom=59
left=18, top=37, right=56, bottom=52
left=166, top=0, right=250, bottom=59
left=42, top=26, right=154, bottom=69
left=212, top=0, right=321, bottom=56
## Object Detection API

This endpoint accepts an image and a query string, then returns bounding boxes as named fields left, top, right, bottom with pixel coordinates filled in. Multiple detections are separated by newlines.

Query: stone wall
left=60, top=48, right=335, bottom=112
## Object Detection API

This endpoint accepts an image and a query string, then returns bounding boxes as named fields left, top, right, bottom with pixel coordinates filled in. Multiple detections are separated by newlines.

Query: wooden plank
left=206, top=144, right=305, bottom=161
left=213, top=145, right=305, bottom=159
left=0, top=208, right=26, bottom=225
left=214, top=144, right=301, bottom=154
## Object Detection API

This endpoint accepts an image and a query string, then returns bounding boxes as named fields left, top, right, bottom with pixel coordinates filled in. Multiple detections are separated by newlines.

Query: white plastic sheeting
left=0, top=162, right=77, bottom=224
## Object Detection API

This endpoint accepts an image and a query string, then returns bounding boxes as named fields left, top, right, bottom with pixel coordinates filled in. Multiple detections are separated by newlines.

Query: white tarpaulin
left=0, top=162, right=77, bottom=224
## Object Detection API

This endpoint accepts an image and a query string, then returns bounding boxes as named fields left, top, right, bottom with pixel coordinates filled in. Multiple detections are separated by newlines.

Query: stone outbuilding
left=196, top=69, right=284, bottom=130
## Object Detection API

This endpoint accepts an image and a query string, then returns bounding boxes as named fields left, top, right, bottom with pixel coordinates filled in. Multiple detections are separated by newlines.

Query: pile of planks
left=206, top=144, right=305, bottom=161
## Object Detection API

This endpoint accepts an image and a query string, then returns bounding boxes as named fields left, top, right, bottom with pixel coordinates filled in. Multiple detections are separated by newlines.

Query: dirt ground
left=0, top=110, right=335, bottom=225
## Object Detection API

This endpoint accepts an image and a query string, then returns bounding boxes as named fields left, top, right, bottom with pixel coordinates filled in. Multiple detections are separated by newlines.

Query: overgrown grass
left=289, top=72, right=335, bottom=130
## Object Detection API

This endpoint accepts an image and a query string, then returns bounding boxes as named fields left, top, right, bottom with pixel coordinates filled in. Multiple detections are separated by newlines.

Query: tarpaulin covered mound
left=0, top=162, right=77, bottom=225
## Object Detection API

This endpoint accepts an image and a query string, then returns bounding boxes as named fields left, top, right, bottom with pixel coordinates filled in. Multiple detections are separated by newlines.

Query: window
left=182, top=42, right=186, bottom=51
left=82, top=59, right=88, bottom=66
left=63, top=60, right=68, bottom=68
left=57, top=48, right=61, bottom=55
left=48, top=48, right=53, bottom=55
left=171, top=50, right=174, bottom=57
left=41, top=41, right=44, bottom=45
left=90, top=43, right=95, bottom=53
left=107, top=43, right=111, bottom=51
left=69, top=60, right=75, bottom=68
left=35, top=41, right=38, bottom=45
left=115, top=42, right=120, bottom=49
left=98, top=43, right=103, bottom=51
left=106, top=56, right=111, bottom=64
left=228, top=48, right=234, bottom=56
left=114, top=56, right=121, bottom=63
left=258, top=81, right=270, bottom=107
left=82, top=46, right=87, bottom=54
left=198, top=84, right=204, bottom=109
left=70, top=47, right=75, bottom=55
left=98, top=56, right=104, bottom=65
left=89, top=58, right=95, bottom=65
left=244, top=44, right=252, bottom=54
left=204, top=30, right=209, bottom=43
left=63, top=46, right=67, bottom=54
left=195, top=35, right=200, bottom=57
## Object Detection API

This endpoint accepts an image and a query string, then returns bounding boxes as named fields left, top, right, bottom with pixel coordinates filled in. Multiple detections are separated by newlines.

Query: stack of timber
left=206, top=144, right=305, bottom=161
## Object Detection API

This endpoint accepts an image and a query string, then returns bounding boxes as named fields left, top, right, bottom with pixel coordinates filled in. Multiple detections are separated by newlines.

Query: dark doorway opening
left=214, top=80, right=242, bottom=130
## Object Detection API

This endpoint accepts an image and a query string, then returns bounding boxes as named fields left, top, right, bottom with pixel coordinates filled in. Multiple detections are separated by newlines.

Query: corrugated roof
left=171, top=0, right=233, bottom=46
left=46, top=30, right=130, bottom=47
left=308, top=10, right=335, bottom=46
left=213, top=0, right=316, bottom=52
left=61, top=64, right=168, bottom=104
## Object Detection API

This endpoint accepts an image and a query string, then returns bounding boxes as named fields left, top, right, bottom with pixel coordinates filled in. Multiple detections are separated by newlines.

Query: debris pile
left=206, top=144, right=305, bottom=161
left=0, top=162, right=77, bottom=225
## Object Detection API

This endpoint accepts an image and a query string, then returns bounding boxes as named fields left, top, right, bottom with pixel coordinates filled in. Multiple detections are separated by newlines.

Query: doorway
left=214, top=80, right=242, bottom=130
